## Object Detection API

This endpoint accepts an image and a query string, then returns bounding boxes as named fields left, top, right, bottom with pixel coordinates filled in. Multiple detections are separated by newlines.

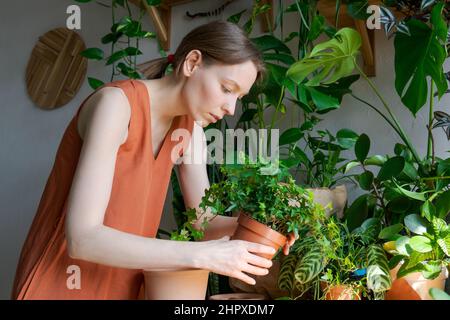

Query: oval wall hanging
left=26, top=27, right=87, bottom=110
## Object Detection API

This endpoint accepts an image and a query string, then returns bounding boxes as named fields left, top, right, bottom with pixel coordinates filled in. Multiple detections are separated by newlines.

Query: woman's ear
left=183, top=49, right=202, bottom=76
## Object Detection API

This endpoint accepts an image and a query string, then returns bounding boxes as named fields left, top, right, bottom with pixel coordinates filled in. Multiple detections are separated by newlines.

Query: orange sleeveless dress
left=11, top=79, right=194, bottom=299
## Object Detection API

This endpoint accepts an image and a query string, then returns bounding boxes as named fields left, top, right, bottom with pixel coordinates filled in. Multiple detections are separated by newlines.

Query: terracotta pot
left=320, top=282, right=361, bottom=300
left=143, top=268, right=210, bottom=300
left=231, top=213, right=287, bottom=260
left=386, top=263, right=449, bottom=300
left=209, top=293, right=267, bottom=300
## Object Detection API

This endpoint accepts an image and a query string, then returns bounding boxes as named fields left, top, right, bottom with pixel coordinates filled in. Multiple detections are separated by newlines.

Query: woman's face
left=181, top=52, right=258, bottom=127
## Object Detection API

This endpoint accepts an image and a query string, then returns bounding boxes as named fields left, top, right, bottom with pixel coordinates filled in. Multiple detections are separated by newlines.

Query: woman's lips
left=209, top=113, right=221, bottom=122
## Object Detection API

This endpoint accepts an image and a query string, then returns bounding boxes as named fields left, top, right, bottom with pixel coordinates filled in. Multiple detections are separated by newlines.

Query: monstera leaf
left=394, top=3, right=448, bottom=115
left=287, top=28, right=361, bottom=86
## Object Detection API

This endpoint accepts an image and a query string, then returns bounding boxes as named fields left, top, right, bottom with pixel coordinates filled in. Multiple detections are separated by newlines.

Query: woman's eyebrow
left=224, top=78, right=249, bottom=95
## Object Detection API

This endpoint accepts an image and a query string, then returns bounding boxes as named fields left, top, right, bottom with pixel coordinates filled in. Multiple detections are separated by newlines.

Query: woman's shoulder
left=77, top=85, right=131, bottom=143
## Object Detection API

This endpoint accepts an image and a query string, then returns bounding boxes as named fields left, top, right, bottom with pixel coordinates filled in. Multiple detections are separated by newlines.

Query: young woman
left=12, top=20, right=295, bottom=299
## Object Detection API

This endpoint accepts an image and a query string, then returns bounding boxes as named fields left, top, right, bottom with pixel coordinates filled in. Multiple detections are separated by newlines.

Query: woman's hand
left=193, top=236, right=275, bottom=285
left=282, top=232, right=298, bottom=255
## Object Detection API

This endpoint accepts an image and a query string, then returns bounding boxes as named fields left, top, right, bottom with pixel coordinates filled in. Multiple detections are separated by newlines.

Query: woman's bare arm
left=65, top=89, right=273, bottom=284
left=177, top=122, right=238, bottom=240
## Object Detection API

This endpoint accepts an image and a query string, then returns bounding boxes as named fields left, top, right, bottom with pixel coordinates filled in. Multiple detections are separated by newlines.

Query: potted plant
left=286, top=1, right=450, bottom=299
left=197, top=155, right=324, bottom=260
left=278, top=216, right=392, bottom=300
left=143, top=208, right=211, bottom=300
left=380, top=209, right=450, bottom=300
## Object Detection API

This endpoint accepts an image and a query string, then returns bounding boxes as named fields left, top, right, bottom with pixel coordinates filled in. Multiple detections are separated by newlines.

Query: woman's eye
left=222, top=86, right=232, bottom=94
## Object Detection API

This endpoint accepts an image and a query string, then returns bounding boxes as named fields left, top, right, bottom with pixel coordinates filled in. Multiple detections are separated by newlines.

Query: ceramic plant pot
left=306, top=185, right=347, bottom=219
left=386, top=264, right=449, bottom=300
left=231, top=213, right=287, bottom=260
left=320, top=282, right=361, bottom=300
left=143, top=268, right=210, bottom=300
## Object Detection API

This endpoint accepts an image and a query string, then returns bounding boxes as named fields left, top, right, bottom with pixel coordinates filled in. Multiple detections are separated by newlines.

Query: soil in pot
left=231, top=213, right=287, bottom=260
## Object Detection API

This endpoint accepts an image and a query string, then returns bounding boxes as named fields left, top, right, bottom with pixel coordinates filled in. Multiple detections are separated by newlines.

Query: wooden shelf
left=129, top=0, right=273, bottom=51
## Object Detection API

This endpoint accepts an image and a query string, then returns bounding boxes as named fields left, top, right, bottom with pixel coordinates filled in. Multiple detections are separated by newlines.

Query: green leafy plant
left=75, top=0, right=158, bottom=89
left=197, top=156, right=323, bottom=237
left=169, top=208, right=206, bottom=241
left=278, top=216, right=391, bottom=300
left=209, top=1, right=359, bottom=189
left=381, top=210, right=450, bottom=279
left=287, top=2, right=450, bottom=280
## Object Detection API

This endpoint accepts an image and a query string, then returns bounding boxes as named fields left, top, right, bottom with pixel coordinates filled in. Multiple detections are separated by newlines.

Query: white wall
left=1, top=0, right=448, bottom=299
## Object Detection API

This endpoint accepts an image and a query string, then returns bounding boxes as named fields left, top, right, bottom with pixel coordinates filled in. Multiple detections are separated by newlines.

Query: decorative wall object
left=129, top=0, right=273, bottom=50
left=26, top=27, right=87, bottom=109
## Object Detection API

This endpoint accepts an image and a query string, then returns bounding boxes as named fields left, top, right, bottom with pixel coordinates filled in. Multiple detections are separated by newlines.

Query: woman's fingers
left=246, top=252, right=273, bottom=269
left=234, top=271, right=257, bottom=285
left=241, top=262, right=270, bottom=277
left=282, top=232, right=298, bottom=255
left=245, top=242, right=276, bottom=256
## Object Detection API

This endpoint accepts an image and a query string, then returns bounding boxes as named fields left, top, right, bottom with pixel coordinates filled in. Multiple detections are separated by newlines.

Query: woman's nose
left=222, top=102, right=236, bottom=116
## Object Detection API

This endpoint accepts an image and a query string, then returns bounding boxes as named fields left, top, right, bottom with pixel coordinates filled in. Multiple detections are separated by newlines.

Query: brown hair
left=137, top=20, right=266, bottom=85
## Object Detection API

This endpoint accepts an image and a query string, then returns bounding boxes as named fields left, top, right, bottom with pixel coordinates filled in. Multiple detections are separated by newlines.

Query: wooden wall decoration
left=26, top=28, right=87, bottom=110
left=129, top=0, right=273, bottom=51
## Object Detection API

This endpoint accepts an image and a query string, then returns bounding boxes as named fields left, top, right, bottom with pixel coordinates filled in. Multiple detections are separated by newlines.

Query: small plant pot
left=143, top=268, right=210, bottom=300
left=320, top=282, right=361, bottom=300
left=208, top=293, right=267, bottom=300
left=386, top=264, right=449, bottom=300
left=231, top=213, right=287, bottom=260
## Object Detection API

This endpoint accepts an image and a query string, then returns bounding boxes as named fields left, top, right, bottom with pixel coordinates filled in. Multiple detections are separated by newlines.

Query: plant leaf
left=287, top=28, right=361, bottom=86
left=358, top=171, right=374, bottom=191
left=404, top=214, right=429, bottom=235
left=435, top=189, right=450, bottom=219
left=394, top=3, right=448, bottom=115
left=379, top=224, right=404, bottom=240
left=80, top=47, right=104, bottom=60
left=377, top=156, right=405, bottom=181
left=409, top=236, right=433, bottom=253
left=355, top=133, right=370, bottom=162
left=336, top=128, right=359, bottom=149
left=345, top=194, right=371, bottom=231
left=87, top=77, right=104, bottom=90
left=279, top=128, right=303, bottom=146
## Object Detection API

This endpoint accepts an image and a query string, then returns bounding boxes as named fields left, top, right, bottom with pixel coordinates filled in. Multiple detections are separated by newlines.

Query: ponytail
left=137, top=57, right=171, bottom=79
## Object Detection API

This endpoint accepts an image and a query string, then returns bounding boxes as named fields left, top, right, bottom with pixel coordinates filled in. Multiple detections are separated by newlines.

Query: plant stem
left=420, top=175, right=450, bottom=181
left=270, top=86, right=285, bottom=132
left=351, top=94, right=402, bottom=138
left=354, top=61, right=421, bottom=165
left=427, top=79, right=435, bottom=164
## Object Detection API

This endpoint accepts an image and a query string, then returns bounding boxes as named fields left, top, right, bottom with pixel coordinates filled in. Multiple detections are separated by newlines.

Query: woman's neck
left=142, top=75, right=188, bottom=122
